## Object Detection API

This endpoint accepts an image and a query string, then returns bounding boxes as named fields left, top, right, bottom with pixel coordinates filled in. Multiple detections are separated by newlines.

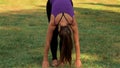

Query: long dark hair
left=59, top=26, right=73, bottom=65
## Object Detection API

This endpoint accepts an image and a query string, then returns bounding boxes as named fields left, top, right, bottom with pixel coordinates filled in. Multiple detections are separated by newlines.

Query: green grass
left=0, top=0, right=120, bottom=68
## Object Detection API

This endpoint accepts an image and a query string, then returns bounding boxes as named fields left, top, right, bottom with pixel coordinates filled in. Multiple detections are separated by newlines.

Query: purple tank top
left=50, top=0, right=74, bottom=17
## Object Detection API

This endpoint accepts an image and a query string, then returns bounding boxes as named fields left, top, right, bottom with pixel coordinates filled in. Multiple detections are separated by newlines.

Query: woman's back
left=50, top=0, right=74, bottom=17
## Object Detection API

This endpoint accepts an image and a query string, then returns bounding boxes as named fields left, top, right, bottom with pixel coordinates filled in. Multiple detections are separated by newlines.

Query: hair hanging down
left=59, top=26, right=73, bottom=65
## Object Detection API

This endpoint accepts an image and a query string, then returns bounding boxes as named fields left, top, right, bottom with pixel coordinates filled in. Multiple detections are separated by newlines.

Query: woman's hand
left=42, top=60, right=49, bottom=68
left=75, top=59, right=82, bottom=68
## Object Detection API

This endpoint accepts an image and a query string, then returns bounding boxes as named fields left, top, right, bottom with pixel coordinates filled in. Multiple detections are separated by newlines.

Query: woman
left=42, top=0, right=82, bottom=67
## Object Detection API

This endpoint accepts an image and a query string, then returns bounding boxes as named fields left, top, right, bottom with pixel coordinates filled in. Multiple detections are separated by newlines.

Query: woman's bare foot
left=59, top=62, right=64, bottom=66
left=51, top=59, right=58, bottom=67
left=57, top=61, right=64, bottom=67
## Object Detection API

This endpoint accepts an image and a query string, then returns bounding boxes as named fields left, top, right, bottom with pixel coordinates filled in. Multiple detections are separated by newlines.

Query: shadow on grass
left=0, top=7, right=48, bottom=68
left=0, top=5, right=120, bottom=68
left=74, top=7, right=120, bottom=68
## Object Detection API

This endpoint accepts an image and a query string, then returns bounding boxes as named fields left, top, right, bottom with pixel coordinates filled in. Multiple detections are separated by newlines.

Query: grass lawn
left=0, top=0, right=120, bottom=68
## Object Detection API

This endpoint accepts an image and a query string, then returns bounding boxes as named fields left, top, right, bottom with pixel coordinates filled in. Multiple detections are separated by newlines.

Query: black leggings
left=46, top=0, right=59, bottom=60
left=46, top=0, right=73, bottom=60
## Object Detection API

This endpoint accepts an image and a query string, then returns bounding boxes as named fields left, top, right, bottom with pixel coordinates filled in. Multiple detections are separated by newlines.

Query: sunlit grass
left=73, top=0, right=120, bottom=13
left=0, top=0, right=46, bottom=13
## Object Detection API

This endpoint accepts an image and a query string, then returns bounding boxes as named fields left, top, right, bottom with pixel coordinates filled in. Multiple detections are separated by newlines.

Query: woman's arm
left=43, top=22, right=56, bottom=60
left=71, top=16, right=80, bottom=60
left=42, top=15, right=56, bottom=68
left=71, top=16, right=82, bottom=67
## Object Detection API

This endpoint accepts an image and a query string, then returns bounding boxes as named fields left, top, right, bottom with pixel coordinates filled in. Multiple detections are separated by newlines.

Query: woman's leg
left=46, top=0, right=51, bottom=21
left=71, top=0, right=73, bottom=6
left=46, top=0, right=58, bottom=60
